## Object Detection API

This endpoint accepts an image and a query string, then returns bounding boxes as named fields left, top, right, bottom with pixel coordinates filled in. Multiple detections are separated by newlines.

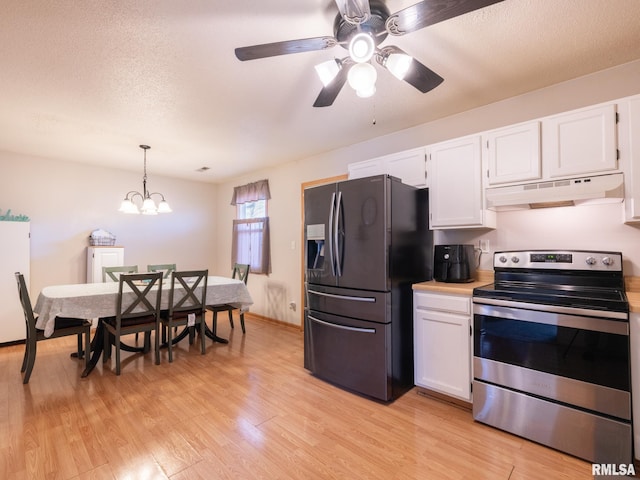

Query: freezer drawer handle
left=308, top=315, right=376, bottom=334
left=308, top=289, right=376, bottom=303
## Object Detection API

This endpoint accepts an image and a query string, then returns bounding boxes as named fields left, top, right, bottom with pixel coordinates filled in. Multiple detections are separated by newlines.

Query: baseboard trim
left=244, top=312, right=303, bottom=331
left=416, top=387, right=472, bottom=411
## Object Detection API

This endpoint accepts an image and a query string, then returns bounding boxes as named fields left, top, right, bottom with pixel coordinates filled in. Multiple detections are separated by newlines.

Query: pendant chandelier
left=118, top=145, right=172, bottom=215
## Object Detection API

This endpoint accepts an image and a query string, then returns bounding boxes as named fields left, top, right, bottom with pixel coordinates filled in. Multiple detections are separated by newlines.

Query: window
left=231, top=180, right=271, bottom=275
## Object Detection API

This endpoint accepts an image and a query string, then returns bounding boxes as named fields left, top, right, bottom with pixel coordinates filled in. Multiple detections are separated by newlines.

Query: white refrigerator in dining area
left=0, top=221, right=30, bottom=343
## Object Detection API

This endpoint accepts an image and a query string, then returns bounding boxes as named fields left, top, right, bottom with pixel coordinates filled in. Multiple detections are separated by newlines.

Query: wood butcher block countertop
left=414, top=272, right=640, bottom=313
left=412, top=270, right=494, bottom=295
left=625, top=277, right=640, bottom=313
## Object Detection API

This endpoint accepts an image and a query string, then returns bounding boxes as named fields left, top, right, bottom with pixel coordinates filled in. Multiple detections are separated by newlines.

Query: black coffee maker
left=433, top=244, right=476, bottom=283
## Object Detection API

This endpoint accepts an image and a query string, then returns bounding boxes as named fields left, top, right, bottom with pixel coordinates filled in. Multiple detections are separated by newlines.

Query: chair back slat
left=15, top=272, right=36, bottom=339
left=232, top=263, right=250, bottom=285
left=147, top=263, right=176, bottom=279
left=103, top=265, right=139, bottom=282
left=168, top=270, right=208, bottom=315
left=116, top=272, right=162, bottom=321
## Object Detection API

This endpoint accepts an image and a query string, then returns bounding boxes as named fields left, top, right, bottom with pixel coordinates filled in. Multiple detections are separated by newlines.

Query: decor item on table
left=118, top=145, right=172, bottom=215
left=89, top=228, right=116, bottom=246
left=0, top=209, right=29, bottom=221
left=233, top=0, right=503, bottom=106
left=207, top=263, right=250, bottom=334
left=15, top=272, right=91, bottom=384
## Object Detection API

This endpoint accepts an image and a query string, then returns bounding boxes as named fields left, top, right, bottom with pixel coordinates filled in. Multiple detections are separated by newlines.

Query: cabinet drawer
left=414, top=291, right=470, bottom=315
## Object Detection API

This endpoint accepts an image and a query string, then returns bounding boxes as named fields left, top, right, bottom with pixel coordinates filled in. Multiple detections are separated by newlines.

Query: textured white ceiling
left=1, top=0, right=639, bottom=183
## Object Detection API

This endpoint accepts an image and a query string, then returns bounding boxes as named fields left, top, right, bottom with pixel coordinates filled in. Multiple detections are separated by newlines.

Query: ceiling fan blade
left=313, top=59, right=352, bottom=107
left=403, top=57, right=444, bottom=93
left=235, top=37, right=337, bottom=61
left=377, top=46, right=444, bottom=93
left=386, top=0, right=504, bottom=36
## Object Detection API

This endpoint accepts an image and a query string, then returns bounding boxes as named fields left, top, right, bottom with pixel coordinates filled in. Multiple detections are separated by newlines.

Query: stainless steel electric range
left=472, top=250, right=631, bottom=464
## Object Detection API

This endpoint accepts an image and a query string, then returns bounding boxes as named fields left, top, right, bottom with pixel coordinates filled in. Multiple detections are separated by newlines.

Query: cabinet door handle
left=308, top=315, right=376, bottom=334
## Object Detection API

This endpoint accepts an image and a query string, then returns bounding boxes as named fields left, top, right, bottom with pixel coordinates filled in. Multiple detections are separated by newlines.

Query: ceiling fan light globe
left=314, top=59, right=341, bottom=86
left=348, top=33, right=375, bottom=63
left=356, top=85, right=376, bottom=98
left=347, top=62, right=377, bottom=92
left=385, top=53, right=413, bottom=80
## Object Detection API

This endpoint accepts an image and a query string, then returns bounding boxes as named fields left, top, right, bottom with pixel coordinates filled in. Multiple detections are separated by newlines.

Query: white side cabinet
left=86, top=246, right=124, bottom=283
left=413, top=290, right=472, bottom=401
left=348, top=147, right=427, bottom=187
left=542, top=103, right=618, bottom=178
left=486, top=121, right=541, bottom=185
left=428, top=135, right=495, bottom=229
left=0, top=221, right=30, bottom=343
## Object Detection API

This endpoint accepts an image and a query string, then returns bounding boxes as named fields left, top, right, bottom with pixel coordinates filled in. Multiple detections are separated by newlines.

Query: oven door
left=473, top=301, right=630, bottom=420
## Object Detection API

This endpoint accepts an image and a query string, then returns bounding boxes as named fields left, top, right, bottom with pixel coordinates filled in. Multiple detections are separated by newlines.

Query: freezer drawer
left=306, top=284, right=390, bottom=324
left=305, top=309, right=392, bottom=401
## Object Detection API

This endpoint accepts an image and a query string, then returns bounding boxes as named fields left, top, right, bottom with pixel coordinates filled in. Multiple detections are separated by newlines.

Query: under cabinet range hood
left=485, top=173, right=624, bottom=210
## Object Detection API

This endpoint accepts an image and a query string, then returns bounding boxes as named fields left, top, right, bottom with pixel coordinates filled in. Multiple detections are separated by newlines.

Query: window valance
left=230, top=179, right=271, bottom=205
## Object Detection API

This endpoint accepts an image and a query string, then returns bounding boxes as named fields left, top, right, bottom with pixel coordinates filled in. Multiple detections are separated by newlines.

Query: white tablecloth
left=33, top=276, right=253, bottom=337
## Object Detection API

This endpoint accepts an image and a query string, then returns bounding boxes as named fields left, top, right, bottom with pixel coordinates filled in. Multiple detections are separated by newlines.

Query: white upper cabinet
left=347, top=147, right=426, bottom=188
left=383, top=148, right=427, bottom=187
left=486, top=121, right=541, bottom=185
left=619, top=94, right=640, bottom=223
left=428, top=135, right=495, bottom=229
left=347, top=158, right=384, bottom=180
left=542, top=103, right=618, bottom=178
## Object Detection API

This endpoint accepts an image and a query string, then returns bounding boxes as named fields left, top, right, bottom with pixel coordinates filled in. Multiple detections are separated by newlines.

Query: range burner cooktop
left=473, top=250, right=628, bottom=315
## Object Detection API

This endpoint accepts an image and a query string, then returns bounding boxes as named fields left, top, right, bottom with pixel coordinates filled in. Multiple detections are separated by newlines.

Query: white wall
left=0, top=152, right=219, bottom=297
left=215, top=59, right=640, bottom=326
left=3, top=60, right=640, bottom=327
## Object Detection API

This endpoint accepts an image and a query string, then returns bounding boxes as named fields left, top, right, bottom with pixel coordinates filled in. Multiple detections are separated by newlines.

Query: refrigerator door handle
left=328, top=192, right=336, bottom=276
left=334, top=190, right=342, bottom=277
left=308, top=315, right=376, bottom=334
left=308, top=289, right=376, bottom=303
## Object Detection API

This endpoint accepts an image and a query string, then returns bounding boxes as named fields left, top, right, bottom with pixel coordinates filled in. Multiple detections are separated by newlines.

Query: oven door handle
left=473, top=297, right=628, bottom=321
left=308, top=315, right=376, bottom=334
left=473, top=302, right=629, bottom=336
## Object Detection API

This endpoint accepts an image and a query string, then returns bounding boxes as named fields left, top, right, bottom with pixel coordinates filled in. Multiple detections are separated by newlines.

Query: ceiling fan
left=235, top=0, right=504, bottom=107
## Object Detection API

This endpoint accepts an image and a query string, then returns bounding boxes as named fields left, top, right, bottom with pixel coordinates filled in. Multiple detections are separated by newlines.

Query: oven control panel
left=494, top=250, right=623, bottom=271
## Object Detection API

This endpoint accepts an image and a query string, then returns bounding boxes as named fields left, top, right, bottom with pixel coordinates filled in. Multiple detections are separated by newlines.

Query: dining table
left=33, top=275, right=253, bottom=376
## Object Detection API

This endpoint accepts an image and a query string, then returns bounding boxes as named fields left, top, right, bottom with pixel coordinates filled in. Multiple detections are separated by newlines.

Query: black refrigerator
left=304, top=174, right=433, bottom=401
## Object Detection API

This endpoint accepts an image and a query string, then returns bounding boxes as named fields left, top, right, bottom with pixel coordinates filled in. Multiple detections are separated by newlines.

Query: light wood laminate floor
left=0, top=314, right=593, bottom=479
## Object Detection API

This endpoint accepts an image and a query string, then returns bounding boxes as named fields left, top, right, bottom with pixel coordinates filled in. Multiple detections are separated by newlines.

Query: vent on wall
left=486, top=173, right=624, bottom=210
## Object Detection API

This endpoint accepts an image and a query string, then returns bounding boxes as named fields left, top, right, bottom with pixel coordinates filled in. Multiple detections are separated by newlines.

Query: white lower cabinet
left=413, top=290, right=472, bottom=401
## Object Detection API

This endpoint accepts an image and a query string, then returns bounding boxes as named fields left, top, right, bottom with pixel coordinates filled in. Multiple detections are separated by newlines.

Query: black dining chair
left=160, top=270, right=208, bottom=362
left=102, top=272, right=162, bottom=375
left=15, top=272, right=91, bottom=384
left=207, top=263, right=250, bottom=334
left=102, top=265, right=139, bottom=282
